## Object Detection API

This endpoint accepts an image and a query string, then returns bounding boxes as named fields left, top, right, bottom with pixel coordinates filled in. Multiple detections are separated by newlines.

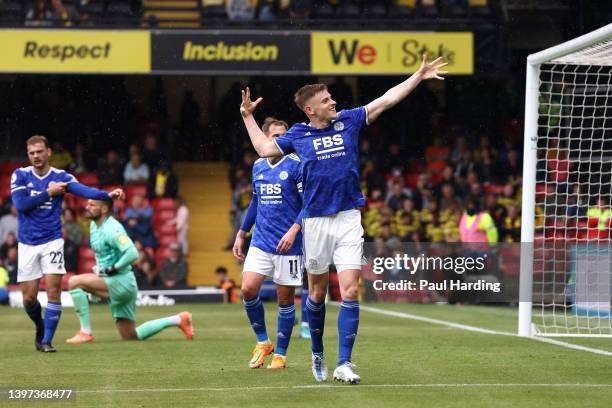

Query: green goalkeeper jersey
left=90, top=216, right=138, bottom=275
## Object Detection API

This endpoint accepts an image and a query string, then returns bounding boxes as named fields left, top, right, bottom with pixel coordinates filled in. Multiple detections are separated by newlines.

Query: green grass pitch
left=1, top=303, right=611, bottom=407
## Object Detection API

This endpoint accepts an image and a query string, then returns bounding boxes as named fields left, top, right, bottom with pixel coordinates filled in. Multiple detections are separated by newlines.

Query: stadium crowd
left=0, top=0, right=494, bottom=26
left=230, top=124, right=526, bottom=253
left=228, top=94, right=612, bottom=297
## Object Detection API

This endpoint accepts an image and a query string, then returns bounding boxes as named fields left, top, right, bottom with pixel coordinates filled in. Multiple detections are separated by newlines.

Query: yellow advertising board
left=0, top=30, right=150, bottom=73
left=312, top=32, right=473, bottom=75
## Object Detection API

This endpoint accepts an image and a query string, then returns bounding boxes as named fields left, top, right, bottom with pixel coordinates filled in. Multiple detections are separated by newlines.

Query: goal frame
left=519, top=23, right=612, bottom=338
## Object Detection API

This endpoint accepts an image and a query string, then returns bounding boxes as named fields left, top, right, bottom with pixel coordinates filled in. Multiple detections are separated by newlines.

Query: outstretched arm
left=240, top=87, right=283, bottom=158
left=66, top=182, right=110, bottom=200
left=67, top=182, right=125, bottom=201
left=366, top=54, right=448, bottom=124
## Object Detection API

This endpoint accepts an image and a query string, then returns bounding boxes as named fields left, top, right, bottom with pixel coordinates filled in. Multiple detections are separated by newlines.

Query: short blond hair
left=262, top=117, right=288, bottom=135
left=294, top=83, right=327, bottom=110
left=26, top=135, right=49, bottom=148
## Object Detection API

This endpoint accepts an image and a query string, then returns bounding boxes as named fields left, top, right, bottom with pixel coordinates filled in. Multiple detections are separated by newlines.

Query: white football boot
left=311, top=352, right=328, bottom=382
left=333, top=362, right=360, bottom=385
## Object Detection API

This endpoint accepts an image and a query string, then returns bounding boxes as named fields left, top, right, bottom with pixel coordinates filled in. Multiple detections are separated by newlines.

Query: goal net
left=520, top=24, right=612, bottom=337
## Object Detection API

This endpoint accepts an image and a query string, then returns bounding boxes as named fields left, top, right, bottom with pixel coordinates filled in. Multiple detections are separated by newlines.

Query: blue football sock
left=244, top=296, right=268, bottom=343
left=306, top=297, right=325, bottom=354
left=25, top=301, right=44, bottom=329
left=301, top=289, right=309, bottom=326
left=337, top=300, right=360, bottom=366
left=276, top=303, right=295, bottom=356
left=42, top=301, right=62, bottom=345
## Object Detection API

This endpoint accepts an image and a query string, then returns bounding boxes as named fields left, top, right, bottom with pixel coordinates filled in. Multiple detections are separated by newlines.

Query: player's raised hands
left=108, top=188, right=125, bottom=201
left=47, top=182, right=67, bottom=196
left=417, top=53, right=448, bottom=80
left=240, top=87, right=263, bottom=118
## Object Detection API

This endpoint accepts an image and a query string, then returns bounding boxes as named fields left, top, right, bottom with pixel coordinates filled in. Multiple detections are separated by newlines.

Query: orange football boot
left=249, top=342, right=274, bottom=368
left=267, top=354, right=287, bottom=369
left=178, top=312, right=194, bottom=340
left=65, top=331, right=94, bottom=344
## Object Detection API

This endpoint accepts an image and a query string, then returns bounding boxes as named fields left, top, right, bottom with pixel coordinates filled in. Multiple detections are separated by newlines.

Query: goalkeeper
left=64, top=198, right=193, bottom=344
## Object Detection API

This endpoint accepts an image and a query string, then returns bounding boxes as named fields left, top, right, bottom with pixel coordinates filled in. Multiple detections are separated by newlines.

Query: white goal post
left=519, top=23, right=612, bottom=338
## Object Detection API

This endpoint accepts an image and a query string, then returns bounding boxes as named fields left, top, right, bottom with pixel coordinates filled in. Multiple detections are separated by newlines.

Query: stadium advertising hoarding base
left=0, top=29, right=473, bottom=75
left=7, top=289, right=225, bottom=307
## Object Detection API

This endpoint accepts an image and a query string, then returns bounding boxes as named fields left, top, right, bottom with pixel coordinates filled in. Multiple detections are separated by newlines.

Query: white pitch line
left=68, top=383, right=612, bottom=394
left=349, top=303, right=612, bottom=357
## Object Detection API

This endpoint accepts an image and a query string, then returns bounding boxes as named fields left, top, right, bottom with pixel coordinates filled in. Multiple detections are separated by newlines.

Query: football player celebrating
left=233, top=117, right=304, bottom=370
left=240, top=54, right=447, bottom=383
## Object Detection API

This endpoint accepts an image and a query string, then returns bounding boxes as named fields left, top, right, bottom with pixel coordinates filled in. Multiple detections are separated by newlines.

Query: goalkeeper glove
left=93, top=265, right=118, bottom=277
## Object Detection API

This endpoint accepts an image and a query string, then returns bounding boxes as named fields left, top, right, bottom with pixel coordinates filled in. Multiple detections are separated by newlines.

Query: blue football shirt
left=248, top=154, right=303, bottom=256
left=273, top=107, right=368, bottom=218
left=10, top=166, right=109, bottom=245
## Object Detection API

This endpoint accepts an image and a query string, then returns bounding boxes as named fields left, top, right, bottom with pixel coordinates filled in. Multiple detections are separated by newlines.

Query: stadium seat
left=77, top=0, right=106, bottom=17
left=408, top=161, right=425, bottom=173
left=0, top=183, right=10, bottom=199
left=113, top=199, right=126, bottom=211
left=62, top=273, right=75, bottom=290
left=106, top=0, right=138, bottom=19
left=152, top=198, right=176, bottom=211
left=0, top=161, right=22, bottom=177
left=64, top=194, right=76, bottom=209
left=445, top=0, right=467, bottom=17
left=76, top=173, right=99, bottom=186
left=484, top=184, right=504, bottom=194
left=78, top=258, right=97, bottom=274
left=0, top=1, right=24, bottom=25
left=101, top=184, right=123, bottom=193
left=154, top=209, right=176, bottom=223
left=79, top=247, right=96, bottom=261
left=499, top=246, right=521, bottom=277
left=336, top=0, right=361, bottom=18
left=155, top=246, right=172, bottom=266
left=420, top=0, right=439, bottom=17
left=430, top=173, right=442, bottom=185
left=73, top=197, right=89, bottom=211
left=535, top=183, right=546, bottom=202
left=126, top=184, right=147, bottom=200
left=311, top=0, right=335, bottom=18
left=362, top=0, right=388, bottom=17
left=158, top=234, right=178, bottom=247
left=406, top=173, right=419, bottom=189
left=156, top=222, right=177, bottom=235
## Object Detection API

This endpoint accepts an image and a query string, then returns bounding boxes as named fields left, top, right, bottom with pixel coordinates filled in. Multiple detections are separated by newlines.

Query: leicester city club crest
left=279, top=171, right=288, bottom=180
left=334, top=121, right=344, bottom=131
